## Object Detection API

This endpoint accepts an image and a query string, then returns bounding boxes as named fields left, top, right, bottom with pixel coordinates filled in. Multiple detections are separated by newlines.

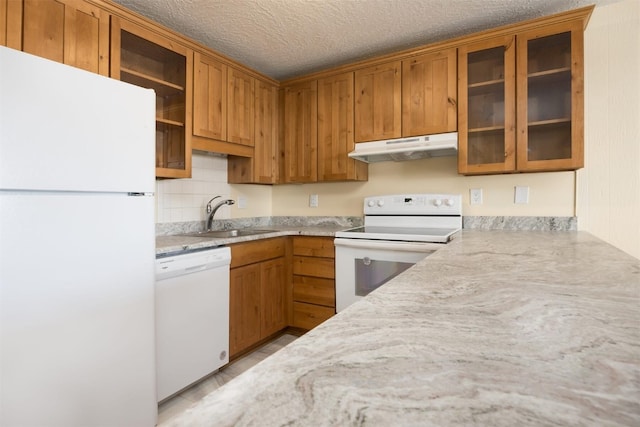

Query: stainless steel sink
left=182, top=229, right=274, bottom=238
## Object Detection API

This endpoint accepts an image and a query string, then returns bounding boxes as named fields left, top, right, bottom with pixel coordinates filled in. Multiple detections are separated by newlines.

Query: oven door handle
left=334, top=238, right=442, bottom=252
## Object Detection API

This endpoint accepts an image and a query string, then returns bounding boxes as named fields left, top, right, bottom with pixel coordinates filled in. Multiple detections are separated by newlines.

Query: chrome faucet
left=206, top=196, right=235, bottom=231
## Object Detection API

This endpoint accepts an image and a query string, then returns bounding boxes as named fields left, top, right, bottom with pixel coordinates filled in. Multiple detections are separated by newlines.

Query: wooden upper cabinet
left=459, top=19, right=585, bottom=175
left=0, top=0, right=8, bottom=46
left=228, top=79, right=279, bottom=184
left=193, top=51, right=227, bottom=141
left=516, top=21, right=584, bottom=172
left=111, top=16, right=193, bottom=179
left=402, top=48, right=457, bottom=136
left=282, top=80, right=318, bottom=183
left=192, top=54, right=258, bottom=157
left=227, top=67, right=255, bottom=147
left=317, top=72, right=367, bottom=182
left=458, top=36, right=516, bottom=174
left=354, top=61, right=402, bottom=142
left=253, top=80, right=279, bottom=183
left=5, top=0, right=109, bottom=75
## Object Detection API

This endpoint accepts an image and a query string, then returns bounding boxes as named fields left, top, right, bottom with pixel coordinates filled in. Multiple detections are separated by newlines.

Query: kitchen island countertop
left=166, top=230, right=640, bottom=426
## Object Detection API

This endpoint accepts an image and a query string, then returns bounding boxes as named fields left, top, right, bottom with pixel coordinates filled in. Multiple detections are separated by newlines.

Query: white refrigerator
left=0, top=46, right=158, bottom=426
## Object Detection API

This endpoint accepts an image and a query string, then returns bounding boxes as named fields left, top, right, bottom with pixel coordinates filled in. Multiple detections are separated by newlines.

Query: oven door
left=334, top=238, right=441, bottom=312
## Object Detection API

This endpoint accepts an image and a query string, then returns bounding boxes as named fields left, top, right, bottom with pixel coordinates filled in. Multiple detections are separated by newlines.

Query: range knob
left=445, top=198, right=455, bottom=207
left=377, top=199, right=385, bottom=207
left=367, top=200, right=376, bottom=207
left=433, top=199, right=443, bottom=207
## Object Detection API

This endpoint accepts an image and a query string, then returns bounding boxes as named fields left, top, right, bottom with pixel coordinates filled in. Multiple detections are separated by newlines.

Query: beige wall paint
left=577, top=0, right=640, bottom=259
left=229, top=183, right=273, bottom=218
left=271, top=157, right=576, bottom=217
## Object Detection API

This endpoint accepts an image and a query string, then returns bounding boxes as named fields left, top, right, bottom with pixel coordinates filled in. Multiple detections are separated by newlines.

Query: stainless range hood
left=348, top=132, right=458, bottom=163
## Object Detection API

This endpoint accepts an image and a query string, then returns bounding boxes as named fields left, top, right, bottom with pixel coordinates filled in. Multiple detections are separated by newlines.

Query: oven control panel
left=363, top=194, right=462, bottom=216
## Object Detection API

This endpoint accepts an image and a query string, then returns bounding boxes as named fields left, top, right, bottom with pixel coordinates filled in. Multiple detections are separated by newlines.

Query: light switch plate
left=514, top=186, right=529, bottom=204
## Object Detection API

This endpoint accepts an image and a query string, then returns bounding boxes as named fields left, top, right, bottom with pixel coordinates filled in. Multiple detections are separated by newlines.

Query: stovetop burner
left=336, top=193, right=462, bottom=244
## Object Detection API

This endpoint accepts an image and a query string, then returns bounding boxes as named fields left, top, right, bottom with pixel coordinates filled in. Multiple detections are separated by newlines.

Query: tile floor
left=157, top=334, right=298, bottom=425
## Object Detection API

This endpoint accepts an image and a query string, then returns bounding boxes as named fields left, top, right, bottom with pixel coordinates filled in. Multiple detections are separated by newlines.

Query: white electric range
left=334, top=193, right=462, bottom=311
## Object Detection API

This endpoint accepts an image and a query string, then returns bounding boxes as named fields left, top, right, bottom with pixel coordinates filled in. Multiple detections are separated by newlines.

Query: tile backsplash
left=155, top=152, right=231, bottom=223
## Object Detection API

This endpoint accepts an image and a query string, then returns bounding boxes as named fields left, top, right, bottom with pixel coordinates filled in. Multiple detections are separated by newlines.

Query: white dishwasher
left=155, top=246, right=231, bottom=402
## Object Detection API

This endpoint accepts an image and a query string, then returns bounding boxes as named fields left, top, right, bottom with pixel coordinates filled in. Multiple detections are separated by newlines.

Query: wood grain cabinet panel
left=0, top=0, right=10, bottom=47
left=292, top=302, right=334, bottom=331
left=228, top=79, right=279, bottom=183
left=292, top=235, right=335, bottom=258
left=291, top=236, right=335, bottom=330
left=193, top=52, right=227, bottom=141
left=317, top=72, right=367, bottom=182
left=8, top=0, right=109, bottom=75
left=293, top=276, right=335, bottom=307
left=260, top=257, right=287, bottom=337
left=354, top=60, right=401, bottom=142
left=252, top=80, right=279, bottom=182
left=293, top=256, right=334, bottom=279
left=227, top=67, right=255, bottom=147
left=282, top=80, right=318, bottom=183
left=230, top=237, right=285, bottom=268
left=402, top=48, right=457, bottom=136
left=229, top=238, right=287, bottom=357
left=229, top=263, right=261, bottom=356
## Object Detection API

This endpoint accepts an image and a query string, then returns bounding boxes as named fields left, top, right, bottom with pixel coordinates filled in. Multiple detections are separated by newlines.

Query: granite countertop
left=156, top=225, right=346, bottom=256
left=166, top=230, right=640, bottom=426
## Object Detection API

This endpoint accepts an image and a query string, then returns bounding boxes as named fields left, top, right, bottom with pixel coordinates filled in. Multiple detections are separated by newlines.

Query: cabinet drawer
left=293, top=256, right=335, bottom=279
left=293, top=276, right=335, bottom=307
left=230, top=237, right=286, bottom=268
left=292, top=236, right=334, bottom=258
left=292, top=302, right=334, bottom=330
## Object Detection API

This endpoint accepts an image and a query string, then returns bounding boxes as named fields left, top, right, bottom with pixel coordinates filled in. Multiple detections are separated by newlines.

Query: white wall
left=578, top=0, right=640, bottom=259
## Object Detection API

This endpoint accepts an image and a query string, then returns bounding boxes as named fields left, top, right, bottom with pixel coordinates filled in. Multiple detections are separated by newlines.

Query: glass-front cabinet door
left=111, top=17, right=193, bottom=179
left=516, top=22, right=584, bottom=171
left=458, top=36, right=516, bottom=174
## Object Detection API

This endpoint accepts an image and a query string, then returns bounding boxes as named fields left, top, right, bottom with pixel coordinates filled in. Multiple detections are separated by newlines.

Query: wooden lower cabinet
left=292, top=302, right=335, bottom=331
left=229, top=238, right=286, bottom=357
left=291, top=236, right=336, bottom=330
left=260, top=257, right=287, bottom=337
left=229, top=263, right=261, bottom=356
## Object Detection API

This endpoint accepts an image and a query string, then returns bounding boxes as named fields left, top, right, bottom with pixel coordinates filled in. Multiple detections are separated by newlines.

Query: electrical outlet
left=238, top=196, right=247, bottom=209
left=470, top=188, right=483, bottom=205
left=309, top=194, right=318, bottom=208
left=515, top=186, right=529, bottom=204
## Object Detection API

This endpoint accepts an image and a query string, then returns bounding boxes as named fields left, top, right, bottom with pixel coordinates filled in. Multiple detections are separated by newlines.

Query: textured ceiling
left=111, top=0, right=616, bottom=80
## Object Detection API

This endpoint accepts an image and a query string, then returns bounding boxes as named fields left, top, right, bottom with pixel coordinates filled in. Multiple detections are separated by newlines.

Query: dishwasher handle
left=156, top=247, right=231, bottom=281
